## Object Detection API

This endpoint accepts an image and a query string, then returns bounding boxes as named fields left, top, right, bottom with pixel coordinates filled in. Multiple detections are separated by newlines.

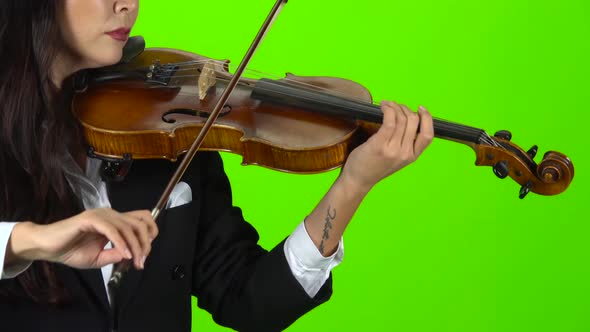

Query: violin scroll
left=537, top=151, right=574, bottom=186
left=474, top=136, right=574, bottom=198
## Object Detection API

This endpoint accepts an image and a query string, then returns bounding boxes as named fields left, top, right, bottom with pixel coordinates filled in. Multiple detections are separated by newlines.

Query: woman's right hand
left=8, top=208, right=158, bottom=270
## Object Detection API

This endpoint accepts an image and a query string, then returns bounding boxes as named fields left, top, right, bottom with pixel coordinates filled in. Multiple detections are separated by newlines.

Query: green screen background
left=133, top=0, right=588, bottom=331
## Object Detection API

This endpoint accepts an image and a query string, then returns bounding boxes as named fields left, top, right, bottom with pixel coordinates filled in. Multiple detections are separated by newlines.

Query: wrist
left=337, top=171, right=373, bottom=198
left=8, top=222, right=45, bottom=263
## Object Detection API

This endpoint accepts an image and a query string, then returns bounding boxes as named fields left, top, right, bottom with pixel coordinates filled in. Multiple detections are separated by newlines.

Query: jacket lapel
left=104, top=159, right=176, bottom=319
left=74, top=268, right=111, bottom=316
left=110, top=259, right=146, bottom=319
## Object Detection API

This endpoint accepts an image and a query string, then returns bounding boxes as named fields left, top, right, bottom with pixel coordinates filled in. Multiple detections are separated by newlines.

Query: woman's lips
left=106, top=28, right=130, bottom=41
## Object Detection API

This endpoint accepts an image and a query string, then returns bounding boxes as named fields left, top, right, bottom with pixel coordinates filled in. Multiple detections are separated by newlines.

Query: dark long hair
left=0, top=0, right=84, bottom=303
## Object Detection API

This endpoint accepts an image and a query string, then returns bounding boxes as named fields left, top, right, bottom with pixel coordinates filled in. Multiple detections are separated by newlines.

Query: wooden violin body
left=73, top=48, right=377, bottom=173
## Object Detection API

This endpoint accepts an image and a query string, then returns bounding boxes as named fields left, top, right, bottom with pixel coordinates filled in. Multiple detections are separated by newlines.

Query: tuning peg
left=494, top=130, right=512, bottom=141
left=519, top=180, right=534, bottom=199
left=526, top=145, right=538, bottom=159
left=493, top=160, right=509, bottom=179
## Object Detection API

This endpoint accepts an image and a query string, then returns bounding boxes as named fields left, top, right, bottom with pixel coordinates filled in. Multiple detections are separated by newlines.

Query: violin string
left=148, top=60, right=371, bottom=103
left=161, top=72, right=358, bottom=101
left=169, top=103, right=487, bottom=145
left=134, top=60, right=493, bottom=142
left=156, top=60, right=493, bottom=136
left=162, top=60, right=374, bottom=101
left=159, top=62, right=294, bottom=83
left=192, top=99, right=492, bottom=145
left=147, top=59, right=509, bottom=145
left=169, top=60, right=291, bottom=83
left=157, top=71, right=391, bottom=116
left=164, top=82, right=497, bottom=141
left=484, top=132, right=504, bottom=148
left=161, top=66, right=501, bottom=145
left=478, top=131, right=505, bottom=149
left=152, top=62, right=502, bottom=145
left=164, top=86, right=486, bottom=142
left=158, top=68, right=361, bottom=103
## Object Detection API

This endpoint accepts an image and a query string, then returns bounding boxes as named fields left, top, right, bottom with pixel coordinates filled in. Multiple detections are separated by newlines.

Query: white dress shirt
left=0, top=157, right=343, bottom=301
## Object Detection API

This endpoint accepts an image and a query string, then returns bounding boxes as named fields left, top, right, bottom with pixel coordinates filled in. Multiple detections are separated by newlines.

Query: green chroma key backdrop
left=133, top=0, right=588, bottom=331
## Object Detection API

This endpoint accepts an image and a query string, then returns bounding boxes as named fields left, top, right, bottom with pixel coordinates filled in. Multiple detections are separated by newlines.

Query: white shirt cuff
left=283, top=220, right=344, bottom=298
left=0, top=222, right=33, bottom=279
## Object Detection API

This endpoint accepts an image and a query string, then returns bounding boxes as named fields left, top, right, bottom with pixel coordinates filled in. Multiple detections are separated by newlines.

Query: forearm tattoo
left=319, top=205, right=337, bottom=255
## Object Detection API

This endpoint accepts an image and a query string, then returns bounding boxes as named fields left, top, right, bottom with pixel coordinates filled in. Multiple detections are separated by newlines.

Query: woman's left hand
left=340, top=101, right=434, bottom=192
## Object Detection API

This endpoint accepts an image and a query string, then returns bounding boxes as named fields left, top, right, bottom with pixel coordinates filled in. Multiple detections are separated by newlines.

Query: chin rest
left=120, top=35, right=145, bottom=64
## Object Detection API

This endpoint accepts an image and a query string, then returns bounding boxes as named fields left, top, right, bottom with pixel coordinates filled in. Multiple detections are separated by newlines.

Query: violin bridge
left=198, top=61, right=217, bottom=100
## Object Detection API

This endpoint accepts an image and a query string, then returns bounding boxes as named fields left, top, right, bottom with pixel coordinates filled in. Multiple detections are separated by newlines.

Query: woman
left=0, top=1, right=433, bottom=331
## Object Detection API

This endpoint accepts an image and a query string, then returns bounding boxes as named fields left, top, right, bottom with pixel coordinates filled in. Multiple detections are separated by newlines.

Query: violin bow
left=107, top=0, right=289, bottom=316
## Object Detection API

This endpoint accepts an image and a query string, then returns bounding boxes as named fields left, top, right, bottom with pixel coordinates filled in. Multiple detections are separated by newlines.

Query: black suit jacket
left=0, top=152, right=332, bottom=332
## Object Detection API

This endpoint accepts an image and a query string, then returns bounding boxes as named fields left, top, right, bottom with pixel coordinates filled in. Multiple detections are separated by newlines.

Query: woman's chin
left=87, top=50, right=124, bottom=69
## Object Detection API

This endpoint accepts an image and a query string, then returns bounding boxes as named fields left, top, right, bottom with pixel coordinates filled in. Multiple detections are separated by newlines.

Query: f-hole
left=162, top=105, right=232, bottom=123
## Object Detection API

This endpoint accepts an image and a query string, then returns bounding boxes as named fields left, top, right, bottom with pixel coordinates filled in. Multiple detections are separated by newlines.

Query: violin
left=72, top=41, right=574, bottom=200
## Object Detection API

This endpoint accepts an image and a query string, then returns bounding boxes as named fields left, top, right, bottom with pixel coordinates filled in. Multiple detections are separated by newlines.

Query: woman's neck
left=50, top=51, right=83, bottom=89
left=49, top=52, right=87, bottom=171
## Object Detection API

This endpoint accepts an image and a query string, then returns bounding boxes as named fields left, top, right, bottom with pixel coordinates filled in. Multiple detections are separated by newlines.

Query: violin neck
left=252, top=78, right=486, bottom=145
